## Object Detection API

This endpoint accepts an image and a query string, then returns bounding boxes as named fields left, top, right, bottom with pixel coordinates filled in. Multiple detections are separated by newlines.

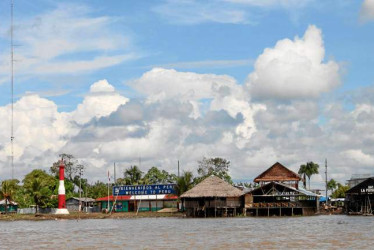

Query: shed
left=66, top=197, right=95, bottom=212
left=345, top=177, right=374, bottom=215
left=96, top=194, right=178, bottom=212
left=0, top=199, right=18, bottom=213
left=180, top=175, right=244, bottom=217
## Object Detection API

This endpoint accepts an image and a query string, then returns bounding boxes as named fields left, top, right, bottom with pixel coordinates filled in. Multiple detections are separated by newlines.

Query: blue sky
left=0, top=0, right=374, bottom=188
left=1, top=0, right=373, bottom=108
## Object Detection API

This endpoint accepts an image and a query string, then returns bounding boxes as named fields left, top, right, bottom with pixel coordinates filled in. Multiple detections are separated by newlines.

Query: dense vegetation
left=0, top=155, right=235, bottom=210
left=2, top=155, right=347, bottom=211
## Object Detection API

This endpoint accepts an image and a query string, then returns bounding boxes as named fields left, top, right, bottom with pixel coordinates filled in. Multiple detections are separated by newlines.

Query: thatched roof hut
left=181, top=175, right=244, bottom=198
left=181, top=176, right=244, bottom=217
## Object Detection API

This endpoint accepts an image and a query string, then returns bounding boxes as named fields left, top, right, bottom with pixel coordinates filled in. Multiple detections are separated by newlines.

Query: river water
left=1, top=215, right=373, bottom=249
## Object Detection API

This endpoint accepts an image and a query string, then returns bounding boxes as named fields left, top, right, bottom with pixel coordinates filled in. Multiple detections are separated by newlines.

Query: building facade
left=345, top=177, right=374, bottom=215
left=245, top=162, right=319, bottom=216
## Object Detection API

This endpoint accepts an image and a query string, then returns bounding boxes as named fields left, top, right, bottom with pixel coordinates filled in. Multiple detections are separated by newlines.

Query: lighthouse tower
left=55, top=159, right=69, bottom=214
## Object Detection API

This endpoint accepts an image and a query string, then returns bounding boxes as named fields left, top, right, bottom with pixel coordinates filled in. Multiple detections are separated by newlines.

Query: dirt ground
left=0, top=211, right=184, bottom=221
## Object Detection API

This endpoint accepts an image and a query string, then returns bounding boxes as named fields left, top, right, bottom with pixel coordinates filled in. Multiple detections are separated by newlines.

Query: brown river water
left=1, top=215, right=373, bottom=249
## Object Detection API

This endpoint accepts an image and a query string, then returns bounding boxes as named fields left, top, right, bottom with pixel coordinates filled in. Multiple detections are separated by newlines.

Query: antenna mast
left=10, top=0, right=15, bottom=179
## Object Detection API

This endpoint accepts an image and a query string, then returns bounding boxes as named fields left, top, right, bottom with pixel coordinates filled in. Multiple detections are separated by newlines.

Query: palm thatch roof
left=254, top=162, right=301, bottom=183
left=180, top=175, right=244, bottom=198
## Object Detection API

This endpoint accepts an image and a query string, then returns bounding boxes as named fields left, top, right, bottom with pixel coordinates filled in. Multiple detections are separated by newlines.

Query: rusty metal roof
left=254, top=162, right=301, bottom=183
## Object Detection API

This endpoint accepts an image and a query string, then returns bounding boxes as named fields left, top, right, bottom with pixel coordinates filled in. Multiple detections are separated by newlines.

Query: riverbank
left=0, top=211, right=184, bottom=221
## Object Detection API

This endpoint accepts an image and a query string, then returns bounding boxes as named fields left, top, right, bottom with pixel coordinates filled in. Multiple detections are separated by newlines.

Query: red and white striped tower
left=55, top=159, right=69, bottom=214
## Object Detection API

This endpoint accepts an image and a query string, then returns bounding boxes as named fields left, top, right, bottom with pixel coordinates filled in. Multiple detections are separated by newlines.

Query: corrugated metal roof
left=246, top=181, right=318, bottom=197
left=254, top=162, right=301, bottom=183
left=68, top=197, right=95, bottom=202
left=0, top=199, right=18, bottom=205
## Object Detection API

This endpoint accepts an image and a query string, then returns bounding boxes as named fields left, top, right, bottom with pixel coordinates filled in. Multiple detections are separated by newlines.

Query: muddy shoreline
left=0, top=211, right=184, bottom=221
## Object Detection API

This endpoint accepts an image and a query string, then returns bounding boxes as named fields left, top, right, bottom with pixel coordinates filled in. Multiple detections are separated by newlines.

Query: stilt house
left=345, top=177, right=374, bottom=215
left=181, top=175, right=244, bottom=217
left=245, top=162, right=319, bottom=216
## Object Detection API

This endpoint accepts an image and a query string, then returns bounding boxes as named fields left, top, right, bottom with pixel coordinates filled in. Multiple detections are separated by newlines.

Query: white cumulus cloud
left=247, top=25, right=340, bottom=99
left=360, top=0, right=374, bottom=22
left=71, top=80, right=129, bottom=125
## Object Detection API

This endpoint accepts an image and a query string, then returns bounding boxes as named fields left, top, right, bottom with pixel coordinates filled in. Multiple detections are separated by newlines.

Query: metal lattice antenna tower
left=10, top=0, right=15, bottom=179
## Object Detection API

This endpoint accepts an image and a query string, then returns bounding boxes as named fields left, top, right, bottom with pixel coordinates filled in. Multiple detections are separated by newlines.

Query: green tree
left=50, top=154, right=83, bottom=183
left=327, top=179, right=337, bottom=194
left=87, top=181, right=109, bottom=199
left=234, top=182, right=253, bottom=188
left=0, top=179, right=20, bottom=213
left=142, top=167, right=177, bottom=184
left=298, top=162, right=319, bottom=190
left=175, top=171, right=194, bottom=196
left=120, top=165, right=143, bottom=185
left=23, top=169, right=57, bottom=213
left=331, top=183, right=350, bottom=198
left=196, top=157, right=232, bottom=184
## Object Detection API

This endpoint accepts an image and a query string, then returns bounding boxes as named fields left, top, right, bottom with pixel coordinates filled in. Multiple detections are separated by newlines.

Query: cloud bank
left=1, top=25, right=372, bottom=189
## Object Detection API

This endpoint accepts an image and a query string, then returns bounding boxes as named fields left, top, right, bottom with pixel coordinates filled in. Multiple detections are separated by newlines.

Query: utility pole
left=78, top=164, right=83, bottom=212
left=178, top=160, right=180, bottom=178
left=107, top=170, right=110, bottom=213
left=10, top=0, right=15, bottom=180
left=114, top=162, right=116, bottom=184
left=325, top=158, right=328, bottom=205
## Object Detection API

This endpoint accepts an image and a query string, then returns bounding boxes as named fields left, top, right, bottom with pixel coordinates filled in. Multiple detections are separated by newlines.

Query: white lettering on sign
left=361, top=185, right=374, bottom=193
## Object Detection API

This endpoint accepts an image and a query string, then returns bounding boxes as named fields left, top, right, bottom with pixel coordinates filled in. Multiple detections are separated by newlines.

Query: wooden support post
left=215, top=197, right=216, bottom=218
left=279, top=207, right=281, bottom=216
left=292, top=207, right=294, bottom=216
left=256, top=208, right=258, bottom=217
left=268, top=207, right=269, bottom=217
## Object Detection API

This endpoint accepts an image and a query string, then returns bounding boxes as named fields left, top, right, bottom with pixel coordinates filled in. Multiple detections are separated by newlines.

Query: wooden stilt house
left=181, top=175, right=244, bottom=217
left=245, top=162, right=319, bottom=216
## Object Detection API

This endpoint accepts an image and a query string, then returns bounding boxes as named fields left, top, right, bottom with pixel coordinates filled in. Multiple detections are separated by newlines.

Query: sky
left=0, top=0, right=374, bottom=188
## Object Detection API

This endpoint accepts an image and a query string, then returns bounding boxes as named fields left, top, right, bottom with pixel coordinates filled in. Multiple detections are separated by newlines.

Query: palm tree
left=298, top=165, right=307, bottom=189
left=298, top=162, right=319, bottom=190
left=124, top=165, right=143, bottom=185
left=25, top=178, right=52, bottom=214
left=175, top=171, right=194, bottom=196
left=327, top=179, right=337, bottom=194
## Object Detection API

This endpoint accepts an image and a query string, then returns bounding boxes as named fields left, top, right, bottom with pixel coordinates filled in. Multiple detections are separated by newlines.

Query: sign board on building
left=113, top=184, right=176, bottom=196
left=361, top=185, right=374, bottom=194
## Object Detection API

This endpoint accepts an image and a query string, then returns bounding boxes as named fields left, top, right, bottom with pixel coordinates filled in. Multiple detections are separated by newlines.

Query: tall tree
left=175, top=171, right=194, bottom=196
left=196, top=157, right=232, bottom=184
left=50, top=154, right=82, bottom=182
left=23, top=169, right=57, bottom=213
left=143, top=167, right=177, bottom=184
left=121, top=165, right=143, bottom=185
left=0, top=179, right=20, bottom=213
left=327, top=179, right=337, bottom=194
left=298, top=162, right=319, bottom=190
left=331, top=183, right=350, bottom=199
left=87, top=181, right=108, bottom=199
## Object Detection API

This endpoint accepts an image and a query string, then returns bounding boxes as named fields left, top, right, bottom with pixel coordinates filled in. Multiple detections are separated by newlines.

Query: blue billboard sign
left=113, top=184, right=176, bottom=196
